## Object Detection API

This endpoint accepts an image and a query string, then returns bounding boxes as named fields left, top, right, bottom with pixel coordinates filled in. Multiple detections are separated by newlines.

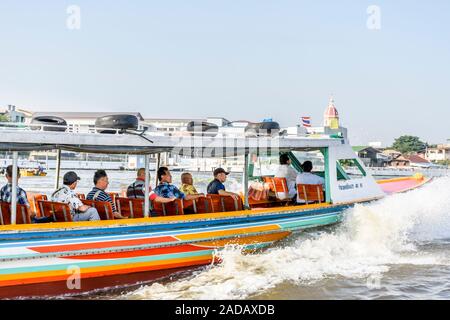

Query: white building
left=426, top=144, right=450, bottom=162
left=0, top=105, right=31, bottom=123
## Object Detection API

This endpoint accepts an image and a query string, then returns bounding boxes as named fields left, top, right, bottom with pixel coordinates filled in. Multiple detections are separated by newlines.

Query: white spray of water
left=125, top=176, right=450, bottom=300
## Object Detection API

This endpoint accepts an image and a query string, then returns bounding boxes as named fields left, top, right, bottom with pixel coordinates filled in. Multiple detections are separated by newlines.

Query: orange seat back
left=32, top=194, right=48, bottom=217
left=82, top=199, right=114, bottom=220
left=0, top=202, right=31, bottom=225
left=193, top=197, right=213, bottom=214
left=206, top=194, right=224, bottom=212
left=206, top=194, right=243, bottom=212
left=297, top=184, right=324, bottom=204
left=37, top=201, right=73, bottom=222
left=270, top=177, right=290, bottom=200
left=262, top=177, right=275, bottom=192
left=152, top=199, right=184, bottom=216
left=182, top=197, right=213, bottom=215
left=116, top=197, right=145, bottom=219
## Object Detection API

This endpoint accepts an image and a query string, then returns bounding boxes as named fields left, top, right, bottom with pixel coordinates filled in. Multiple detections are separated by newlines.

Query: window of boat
left=251, top=150, right=325, bottom=178
left=336, top=159, right=367, bottom=180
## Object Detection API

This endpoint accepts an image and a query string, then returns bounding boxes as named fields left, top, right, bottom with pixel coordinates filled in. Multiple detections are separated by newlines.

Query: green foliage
left=0, top=114, right=9, bottom=122
left=392, top=135, right=427, bottom=154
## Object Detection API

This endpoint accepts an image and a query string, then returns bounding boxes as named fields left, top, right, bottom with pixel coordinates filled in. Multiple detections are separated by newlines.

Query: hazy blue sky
left=0, top=1, right=449, bottom=146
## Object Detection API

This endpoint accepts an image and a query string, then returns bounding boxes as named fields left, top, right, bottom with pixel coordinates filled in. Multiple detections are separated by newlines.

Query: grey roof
left=32, top=112, right=144, bottom=121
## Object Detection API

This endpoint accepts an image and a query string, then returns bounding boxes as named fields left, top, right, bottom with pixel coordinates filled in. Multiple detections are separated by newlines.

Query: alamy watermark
left=66, top=5, right=81, bottom=30
left=366, top=274, right=382, bottom=290
left=66, top=265, right=81, bottom=290
left=367, top=5, right=381, bottom=30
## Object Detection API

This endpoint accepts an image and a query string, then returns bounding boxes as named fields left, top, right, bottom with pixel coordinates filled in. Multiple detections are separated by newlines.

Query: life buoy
left=95, top=115, right=139, bottom=134
left=31, top=116, right=67, bottom=132
left=245, top=121, right=280, bottom=137
left=187, top=121, right=219, bottom=137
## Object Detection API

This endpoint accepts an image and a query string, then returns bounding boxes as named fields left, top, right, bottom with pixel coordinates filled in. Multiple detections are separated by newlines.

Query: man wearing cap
left=51, top=171, right=100, bottom=221
left=207, top=168, right=240, bottom=200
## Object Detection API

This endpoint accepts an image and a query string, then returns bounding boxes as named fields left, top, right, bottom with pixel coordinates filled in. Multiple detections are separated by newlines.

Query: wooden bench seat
left=0, top=202, right=31, bottom=225
left=82, top=199, right=115, bottom=220
left=37, top=200, right=73, bottom=222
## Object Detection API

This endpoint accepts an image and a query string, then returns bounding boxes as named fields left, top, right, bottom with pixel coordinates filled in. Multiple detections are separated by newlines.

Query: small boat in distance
left=19, top=169, right=47, bottom=177
left=0, top=115, right=431, bottom=299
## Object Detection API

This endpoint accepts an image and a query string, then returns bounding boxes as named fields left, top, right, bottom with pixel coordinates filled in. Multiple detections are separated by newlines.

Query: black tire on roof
left=245, top=121, right=280, bottom=137
left=95, top=115, right=139, bottom=134
left=186, top=121, right=219, bottom=137
left=31, top=116, right=67, bottom=132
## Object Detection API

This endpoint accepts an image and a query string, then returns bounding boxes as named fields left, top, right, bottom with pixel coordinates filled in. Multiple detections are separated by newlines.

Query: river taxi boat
left=0, top=121, right=430, bottom=299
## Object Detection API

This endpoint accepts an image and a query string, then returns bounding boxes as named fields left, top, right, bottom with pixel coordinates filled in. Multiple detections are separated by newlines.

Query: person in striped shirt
left=86, top=170, right=126, bottom=219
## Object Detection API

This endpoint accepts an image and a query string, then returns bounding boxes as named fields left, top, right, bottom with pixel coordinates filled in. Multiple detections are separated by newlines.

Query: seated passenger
left=275, top=154, right=297, bottom=199
left=127, top=168, right=175, bottom=203
left=155, top=167, right=203, bottom=200
left=51, top=171, right=100, bottom=221
left=1, top=165, right=30, bottom=207
left=207, top=168, right=241, bottom=200
left=86, top=170, right=126, bottom=219
left=179, top=172, right=203, bottom=196
left=296, top=161, right=326, bottom=203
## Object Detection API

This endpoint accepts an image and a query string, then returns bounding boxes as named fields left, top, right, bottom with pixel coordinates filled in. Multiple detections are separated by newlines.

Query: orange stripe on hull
left=30, top=236, right=177, bottom=253
left=197, top=231, right=291, bottom=247
left=176, top=224, right=280, bottom=241
left=0, top=255, right=216, bottom=288
left=66, top=244, right=213, bottom=260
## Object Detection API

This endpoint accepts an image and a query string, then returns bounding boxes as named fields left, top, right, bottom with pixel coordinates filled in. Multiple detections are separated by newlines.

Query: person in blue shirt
left=155, top=167, right=203, bottom=201
left=207, top=168, right=240, bottom=200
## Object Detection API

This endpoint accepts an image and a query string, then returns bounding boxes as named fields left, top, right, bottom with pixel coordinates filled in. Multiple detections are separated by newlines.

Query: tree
left=392, top=135, right=427, bottom=154
left=0, top=114, right=9, bottom=122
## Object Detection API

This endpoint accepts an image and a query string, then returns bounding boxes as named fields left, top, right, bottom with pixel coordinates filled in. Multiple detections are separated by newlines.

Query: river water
left=15, top=171, right=450, bottom=300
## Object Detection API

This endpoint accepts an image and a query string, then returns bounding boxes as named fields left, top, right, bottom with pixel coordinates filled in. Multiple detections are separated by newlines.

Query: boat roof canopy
left=0, top=129, right=346, bottom=157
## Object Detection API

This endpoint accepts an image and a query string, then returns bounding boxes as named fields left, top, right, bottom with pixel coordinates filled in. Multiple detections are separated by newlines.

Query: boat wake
left=124, top=176, right=450, bottom=300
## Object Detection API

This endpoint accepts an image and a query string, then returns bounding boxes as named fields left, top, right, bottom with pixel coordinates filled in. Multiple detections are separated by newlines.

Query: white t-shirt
left=296, top=172, right=325, bottom=203
left=275, top=164, right=298, bottom=198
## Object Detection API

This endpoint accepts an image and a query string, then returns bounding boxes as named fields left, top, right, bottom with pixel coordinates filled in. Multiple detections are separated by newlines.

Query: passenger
left=275, top=153, right=297, bottom=199
left=179, top=172, right=202, bottom=196
left=0, top=165, right=30, bottom=207
left=127, top=168, right=176, bottom=203
left=206, top=168, right=241, bottom=200
left=155, top=167, right=204, bottom=200
left=296, top=161, right=326, bottom=203
left=51, top=171, right=101, bottom=221
left=86, top=170, right=126, bottom=219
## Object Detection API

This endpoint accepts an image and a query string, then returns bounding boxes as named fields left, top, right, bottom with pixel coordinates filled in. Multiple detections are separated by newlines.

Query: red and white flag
left=301, top=117, right=311, bottom=128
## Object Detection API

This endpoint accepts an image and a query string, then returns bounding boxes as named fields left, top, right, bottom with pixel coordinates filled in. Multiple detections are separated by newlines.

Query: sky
left=0, top=0, right=449, bottom=146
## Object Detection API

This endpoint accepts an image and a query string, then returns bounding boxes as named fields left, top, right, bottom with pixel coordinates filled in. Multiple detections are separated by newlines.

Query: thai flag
left=301, top=117, right=311, bottom=128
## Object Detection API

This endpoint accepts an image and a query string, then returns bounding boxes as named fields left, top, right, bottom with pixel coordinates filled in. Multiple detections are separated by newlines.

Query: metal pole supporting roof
left=144, top=154, right=150, bottom=218
left=243, top=152, right=249, bottom=209
left=54, top=149, right=61, bottom=190
left=11, top=151, right=18, bottom=225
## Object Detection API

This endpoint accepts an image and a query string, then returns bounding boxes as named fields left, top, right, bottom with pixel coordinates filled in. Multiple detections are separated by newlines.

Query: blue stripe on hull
left=0, top=205, right=351, bottom=244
